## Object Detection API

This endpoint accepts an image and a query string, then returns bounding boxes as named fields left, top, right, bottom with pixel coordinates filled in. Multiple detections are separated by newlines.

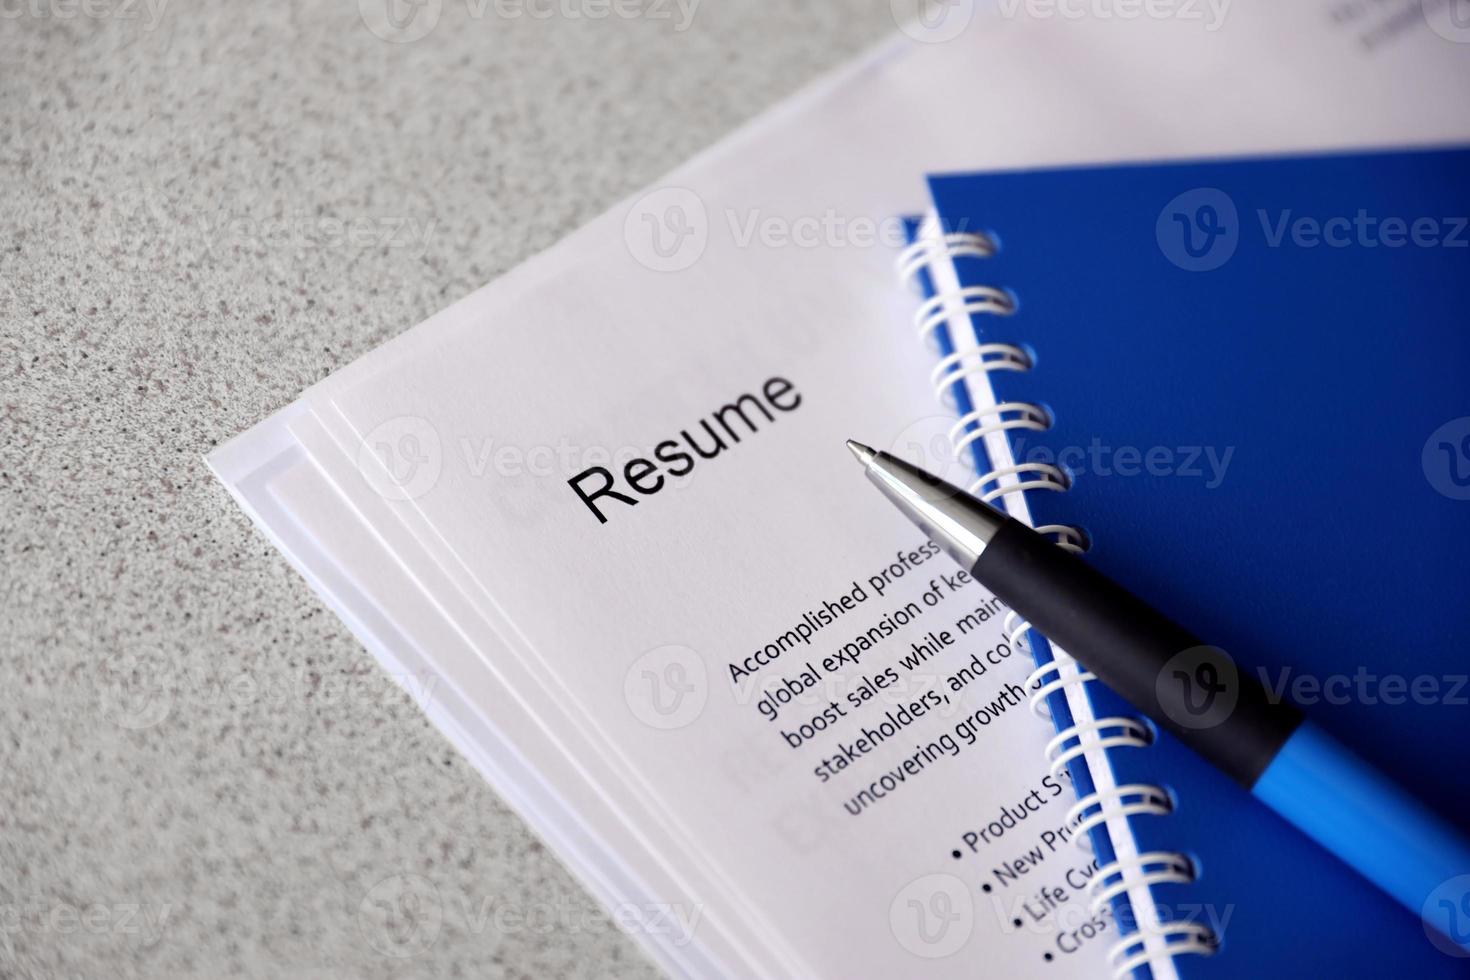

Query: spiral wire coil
left=898, top=228, right=1215, bottom=975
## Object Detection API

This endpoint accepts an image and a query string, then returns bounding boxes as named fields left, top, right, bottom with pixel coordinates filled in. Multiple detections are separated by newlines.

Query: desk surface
left=0, top=3, right=889, bottom=976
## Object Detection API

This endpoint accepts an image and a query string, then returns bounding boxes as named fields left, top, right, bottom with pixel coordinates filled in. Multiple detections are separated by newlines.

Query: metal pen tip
left=846, top=440, right=877, bottom=466
left=847, top=437, right=1007, bottom=568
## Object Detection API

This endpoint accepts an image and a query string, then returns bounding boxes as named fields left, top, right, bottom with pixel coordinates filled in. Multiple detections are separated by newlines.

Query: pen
left=846, top=439, right=1470, bottom=947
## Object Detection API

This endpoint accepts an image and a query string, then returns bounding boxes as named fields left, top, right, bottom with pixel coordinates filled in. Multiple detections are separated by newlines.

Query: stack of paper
left=209, top=6, right=1470, bottom=976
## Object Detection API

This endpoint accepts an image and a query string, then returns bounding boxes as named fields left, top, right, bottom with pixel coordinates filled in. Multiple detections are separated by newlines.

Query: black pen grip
left=972, top=519, right=1301, bottom=788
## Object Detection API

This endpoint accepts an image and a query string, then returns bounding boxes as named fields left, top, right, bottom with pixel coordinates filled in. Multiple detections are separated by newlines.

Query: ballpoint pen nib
left=846, top=440, right=876, bottom=466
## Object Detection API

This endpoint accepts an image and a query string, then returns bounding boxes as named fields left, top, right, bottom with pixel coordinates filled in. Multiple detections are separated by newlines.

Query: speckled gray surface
left=0, top=3, right=893, bottom=977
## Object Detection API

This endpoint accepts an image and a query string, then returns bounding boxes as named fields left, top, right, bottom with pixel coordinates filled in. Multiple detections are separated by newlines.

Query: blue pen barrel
left=1255, top=721, right=1470, bottom=952
left=868, top=448, right=1470, bottom=950
left=970, top=508, right=1470, bottom=945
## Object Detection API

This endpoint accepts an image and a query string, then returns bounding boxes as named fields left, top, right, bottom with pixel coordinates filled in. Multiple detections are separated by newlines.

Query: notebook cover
left=927, top=145, right=1470, bottom=976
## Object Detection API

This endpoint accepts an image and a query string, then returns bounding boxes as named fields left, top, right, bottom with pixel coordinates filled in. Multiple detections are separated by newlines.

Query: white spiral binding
left=932, top=349, right=1032, bottom=403
left=1024, top=659, right=1098, bottom=720
left=915, top=286, right=1016, bottom=345
left=896, top=231, right=996, bottom=282
left=1045, top=717, right=1152, bottom=778
left=1110, top=924, right=1219, bottom=976
left=1065, top=784, right=1174, bottom=839
left=1088, top=852, right=1195, bottom=912
left=899, top=229, right=1217, bottom=976
left=948, top=402, right=1048, bottom=457
left=1005, top=609, right=1031, bottom=648
left=968, top=461, right=1069, bottom=503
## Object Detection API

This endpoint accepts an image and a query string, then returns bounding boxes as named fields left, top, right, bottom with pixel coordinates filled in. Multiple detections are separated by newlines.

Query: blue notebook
left=900, top=145, right=1470, bottom=978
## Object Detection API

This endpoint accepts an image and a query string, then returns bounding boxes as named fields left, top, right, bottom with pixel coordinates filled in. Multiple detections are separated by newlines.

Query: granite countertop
left=0, top=2, right=891, bottom=976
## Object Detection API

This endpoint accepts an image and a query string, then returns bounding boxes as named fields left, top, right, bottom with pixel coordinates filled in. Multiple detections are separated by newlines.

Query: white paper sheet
left=211, top=5, right=1470, bottom=976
